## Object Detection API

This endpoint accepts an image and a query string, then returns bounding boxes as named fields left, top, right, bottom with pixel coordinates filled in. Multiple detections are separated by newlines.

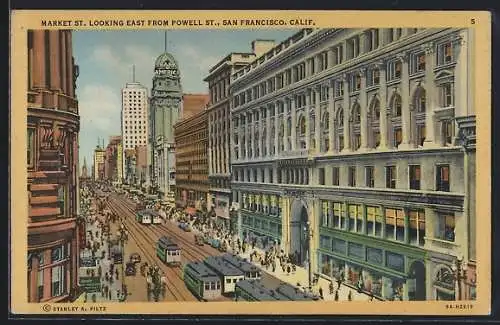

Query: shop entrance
left=290, top=199, right=309, bottom=267
left=408, top=260, right=426, bottom=301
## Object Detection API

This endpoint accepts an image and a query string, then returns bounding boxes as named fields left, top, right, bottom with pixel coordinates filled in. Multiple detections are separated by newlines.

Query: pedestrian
left=334, top=290, right=339, bottom=301
left=329, top=281, right=334, bottom=295
left=319, top=287, right=324, bottom=300
left=348, top=290, right=352, bottom=301
left=108, top=290, right=112, bottom=300
left=286, top=264, right=291, bottom=275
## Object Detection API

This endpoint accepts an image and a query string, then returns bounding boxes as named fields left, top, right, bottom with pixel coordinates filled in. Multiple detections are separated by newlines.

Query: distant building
left=149, top=49, right=182, bottom=198
left=174, top=109, right=209, bottom=212
left=104, top=135, right=122, bottom=181
left=181, top=93, right=210, bottom=120
left=124, top=148, right=136, bottom=185
left=204, top=49, right=257, bottom=229
left=135, top=145, right=148, bottom=189
left=93, top=144, right=105, bottom=181
left=80, top=157, right=89, bottom=179
left=121, top=78, right=148, bottom=182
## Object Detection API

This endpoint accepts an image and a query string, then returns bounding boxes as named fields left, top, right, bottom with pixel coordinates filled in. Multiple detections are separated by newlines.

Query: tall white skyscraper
left=121, top=78, right=148, bottom=182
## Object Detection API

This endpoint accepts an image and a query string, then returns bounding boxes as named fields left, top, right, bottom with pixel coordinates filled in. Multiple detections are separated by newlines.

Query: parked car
left=125, top=262, right=136, bottom=276
left=130, top=253, right=141, bottom=264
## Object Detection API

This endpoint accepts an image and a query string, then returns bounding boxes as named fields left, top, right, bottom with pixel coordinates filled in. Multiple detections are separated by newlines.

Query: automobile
left=194, top=235, right=204, bottom=246
left=130, top=253, right=141, bottom=264
left=125, top=262, right=136, bottom=276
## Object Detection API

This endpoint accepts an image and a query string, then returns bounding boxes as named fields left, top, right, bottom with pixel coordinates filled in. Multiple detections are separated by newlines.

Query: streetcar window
left=216, top=282, right=221, bottom=290
left=210, top=282, right=216, bottom=290
left=226, top=279, right=231, bottom=284
left=205, top=283, right=210, bottom=290
left=233, top=279, right=238, bottom=283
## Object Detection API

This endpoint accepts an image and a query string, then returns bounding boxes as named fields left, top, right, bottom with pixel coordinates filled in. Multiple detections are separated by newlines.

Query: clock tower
left=149, top=46, right=183, bottom=199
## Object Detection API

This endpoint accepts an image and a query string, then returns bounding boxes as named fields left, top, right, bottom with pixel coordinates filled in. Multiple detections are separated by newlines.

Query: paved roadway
left=104, top=192, right=284, bottom=302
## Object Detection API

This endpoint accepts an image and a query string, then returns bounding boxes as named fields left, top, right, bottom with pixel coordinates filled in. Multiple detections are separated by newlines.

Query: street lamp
left=451, top=256, right=468, bottom=300
left=304, top=220, right=313, bottom=292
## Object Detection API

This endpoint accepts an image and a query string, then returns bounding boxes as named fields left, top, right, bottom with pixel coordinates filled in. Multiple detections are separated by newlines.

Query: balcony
left=27, top=90, right=78, bottom=113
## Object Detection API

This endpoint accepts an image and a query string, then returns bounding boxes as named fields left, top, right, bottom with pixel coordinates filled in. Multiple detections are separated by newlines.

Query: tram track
left=106, top=197, right=197, bottom=302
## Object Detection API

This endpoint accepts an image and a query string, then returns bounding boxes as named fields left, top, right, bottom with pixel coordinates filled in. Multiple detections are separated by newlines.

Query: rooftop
left=204, top=256, right=244, bottom=276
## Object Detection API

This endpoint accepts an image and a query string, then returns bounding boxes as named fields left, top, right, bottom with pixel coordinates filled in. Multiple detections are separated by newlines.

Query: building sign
left=348, top=242, right=365, bottom=259
left=79, top=276, right=101, bottom=293
left=332, top=238, right=346, bottom=255
left=366, top=247, right=383, bottom=265
left=386, top=252, right=405, bottom=272
left=80, top=257, right=97, bottom=268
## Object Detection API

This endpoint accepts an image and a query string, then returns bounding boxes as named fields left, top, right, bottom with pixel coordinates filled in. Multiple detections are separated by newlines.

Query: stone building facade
left=204, top=52, right=257, bottom=229
left=230, top=28, right=476, bottom=301
left=174, top=110, right=209, bottom=212
left=27, top=29, right=81, bottom=302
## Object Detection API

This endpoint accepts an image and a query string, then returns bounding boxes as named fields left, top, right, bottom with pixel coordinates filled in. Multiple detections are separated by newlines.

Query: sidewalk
left=235, top=247, right=373, bottom=302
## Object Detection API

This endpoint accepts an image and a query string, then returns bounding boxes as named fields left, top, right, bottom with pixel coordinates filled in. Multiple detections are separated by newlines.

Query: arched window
left=336, top=108, right=345, bottom=151
left=338, top=109, right=344, bottom=127
left=414, top=87, right=426, bottom=113
left=299, top=116, right=306, bottom=135
left=287, top=117, right=292, bottom=136
left=322, top=112, right=330, bottom=130
left=352, top=104, right=361, bottom=123
left=372, top=98, right=380, bottom=121
left=392, top=93, right=402, bottom=117
left=369, top=97, right=381, bottom=148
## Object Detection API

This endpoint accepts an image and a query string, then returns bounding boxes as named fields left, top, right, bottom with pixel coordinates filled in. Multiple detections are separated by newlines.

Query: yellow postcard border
left=10, top=10, right=492, bottom=316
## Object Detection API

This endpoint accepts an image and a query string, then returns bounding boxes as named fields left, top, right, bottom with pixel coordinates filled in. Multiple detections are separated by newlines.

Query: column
left=65, top=32, right=74, bottom=97
left=305, top=89, right=311, bottom=150
left=404, top=207, right=410, bottom=244
left=29, top=255, right=39, bottom=302
left=343, top=40, right=348, bottom=61
left=361, top=203, right=367, bottom=234
left=266, top=105, right=271, bottom=157
left=246, top=113, right=251, bottom=159
left=283, top=100, right=290, bottom=151
left=360, top=68, right=369, bottom=149
left=380, top=205, right=386, bottom=238
left=379, top=62, right=388, bottom=149
left=328, top=81, right=335, bottom=153
left=342, top=75, right=351, bottom=152
left=423, top=44, right=437, bottom=148
left=238, top=115, right=243, bottom=159
left=314, top=86, right=321, bottom=153
left=49, top=31, right=61, bottom=90
left=399, top=52, right=411, bottom=148
left=32, top=30, right=46, bottom=89
left=273, top=104, right=279, bottom=155
left=43, top=249, right=51, bottom=300
left=60, top=32, right=67, bottom=95
left=291, top=96, right=297, bottom=151
left=327, top=47, right=334, bottom=68
left=359, top=32, right=366, bottom=54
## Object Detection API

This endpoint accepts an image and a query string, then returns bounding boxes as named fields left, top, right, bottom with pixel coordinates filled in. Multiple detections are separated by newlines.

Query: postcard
left=10, top=10, right=491, bottom=316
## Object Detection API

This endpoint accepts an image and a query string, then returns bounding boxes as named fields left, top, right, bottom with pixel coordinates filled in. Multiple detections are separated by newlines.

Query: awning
left=185, top=207, right=197, bottom=215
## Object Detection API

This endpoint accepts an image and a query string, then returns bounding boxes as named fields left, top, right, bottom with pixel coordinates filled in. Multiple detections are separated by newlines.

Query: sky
left=74, top=29, right=299, bottom=170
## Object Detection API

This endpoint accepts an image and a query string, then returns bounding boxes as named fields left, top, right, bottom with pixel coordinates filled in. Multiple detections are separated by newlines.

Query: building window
left=335, top=81, right=344, bottom=97
left=436, top=164, right=450, bottom=192
left=318, top=168, right=325, bottom=185
left=409, top=165, right=421, bottom=190
left=392, top=94, right=402, bottom=117
left=393, top=128, right=402, bottom=148
left=27, top=128, right=35, bottom=167
left=57, top=185, right=66, bottom=217
left=414, top=87, right=426, bottom=113
left=385, top=166, right=396, bottom=189
left=366, top=206, right=383, bottom=237
left=436, top=213, right=455, bottom=242
left=367, top=68, right=380, bottom=87
left=409, top=210, right=425, bottom=246
left=332, top=167, right=339, bottom=186
left=348, top=166, right=356, bottom=187
left=350, top=74, right=361, bottom=92
left=440, top=83, right=453, bottom=107
left=348, top=204, right=362, bottom=232
left=299, top=116, right=306, bottom=136
left=51, top=265, right=65, bottom=297
left=442, top=120, right=454, bottom=146
left=365, top=166, right=374, bottom=188
left=411, top=52, right=426, bottom=74
left=385, top=208, right=405, bottom=242
left=437, top=41, right=454, bottom=66
left=417, top=124, right=426, bottom=146
left=387, top=60, right=402, bottom=81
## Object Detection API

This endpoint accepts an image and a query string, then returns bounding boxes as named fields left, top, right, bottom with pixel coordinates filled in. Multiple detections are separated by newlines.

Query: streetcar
left=203, top=256, right=245, bottom=294
left=234, top=279, right=289, bottom=302
left=275, top=282, right=317, bottom=301
left=156, top=236, right=181, bottom=266
left=136, top=209, right=152, bottom=225
left=222, top=254, right=262, bottom=280
left=151, top=211, right=162, bottom=225
left=183, top=261, right=222, bottom=301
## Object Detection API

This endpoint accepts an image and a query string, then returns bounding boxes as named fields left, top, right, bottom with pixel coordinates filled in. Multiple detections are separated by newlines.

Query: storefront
left=318, top=226, right=426, bottom=301
left=240, top=210, right=282, bottom=250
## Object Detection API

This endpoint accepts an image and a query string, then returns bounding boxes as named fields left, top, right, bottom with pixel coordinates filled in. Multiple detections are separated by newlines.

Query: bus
left=156, top=236, right=181, bottom=266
